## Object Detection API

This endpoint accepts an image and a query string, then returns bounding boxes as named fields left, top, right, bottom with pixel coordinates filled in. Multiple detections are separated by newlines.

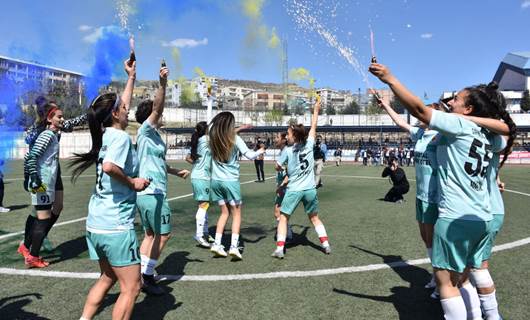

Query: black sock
left=45, top=214, right=60, bottom=236
left=23, top=215, right=37, bottom=249
left=30, top=218, right=52, bottom=257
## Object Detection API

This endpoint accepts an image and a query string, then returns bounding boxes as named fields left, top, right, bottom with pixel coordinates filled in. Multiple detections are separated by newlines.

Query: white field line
left=0, top=174, right=528, bottom=281
left=1, top=236, right=530, bottom=281
left=0, top=176, right=275, bottom=241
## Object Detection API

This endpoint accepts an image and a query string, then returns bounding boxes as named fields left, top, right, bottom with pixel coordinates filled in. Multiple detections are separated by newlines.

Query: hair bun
left=486, top=81, right=499, bottom=91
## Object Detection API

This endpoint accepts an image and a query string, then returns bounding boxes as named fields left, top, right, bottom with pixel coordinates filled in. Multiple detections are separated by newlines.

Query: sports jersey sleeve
left=25, top=131, right=54, bottom=176
left=62, top=114, right=88, bottom=132
left=138, top=119, right=156, bottom=137
left=409, top=127, right=423, bottom=142
left=235, top=135, right=250, bottom=154
left=429, top=110, right=466, bottom=136
left=306, top=136, right=315, bottom=149
left=103, top=132, right=131, bottom=169
left=277, top=149, right=288, bottom=166
left=490, top=134, right=507, bottom=153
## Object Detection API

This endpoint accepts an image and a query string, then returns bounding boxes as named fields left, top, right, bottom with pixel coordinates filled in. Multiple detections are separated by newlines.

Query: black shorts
left=55, top=165, right=63, bottom=191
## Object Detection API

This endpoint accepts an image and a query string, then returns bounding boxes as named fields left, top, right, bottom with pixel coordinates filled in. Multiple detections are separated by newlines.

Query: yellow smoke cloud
left=194, top=67, right=211, bottom=91
left=268, top=27, right=280, bottom=49
left=242, top=0, right=265, bottom=20
left=240, top=0, right=282, bottom=67
left=171, top=47, right=182, bottom=75
left=289, top=67, right=311, bottom=81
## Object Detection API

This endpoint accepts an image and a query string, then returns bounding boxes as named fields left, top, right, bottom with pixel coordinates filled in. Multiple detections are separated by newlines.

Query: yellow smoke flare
left=289, top=67, right=311, bottom=81
left=194, top=67, right=211, bottom=91
left=268, top=27, right=280, bottom=49
left=171, top=48, right=182, bottom=75
left=242, top=0, right=265, bottom=20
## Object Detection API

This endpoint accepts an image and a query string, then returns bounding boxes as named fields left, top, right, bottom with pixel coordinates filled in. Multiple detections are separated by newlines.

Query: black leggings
left=384, top=185, right=409, bottom=202
left=254, top=160, right=264, bottom=181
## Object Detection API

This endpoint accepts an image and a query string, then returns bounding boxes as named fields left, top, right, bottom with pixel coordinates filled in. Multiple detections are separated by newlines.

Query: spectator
left=0, top=160, right=9, bottom=213
left=254, top=142, right=265, bottom=182
left=334, top=147, right=342, bottom=166
left=314, top=136, right=325, bottom=188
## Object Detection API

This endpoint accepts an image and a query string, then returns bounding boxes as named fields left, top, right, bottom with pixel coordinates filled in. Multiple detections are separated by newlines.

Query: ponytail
left=190, top=121, right=208, bottom=162
left=69, top=93, right=118, bottom=182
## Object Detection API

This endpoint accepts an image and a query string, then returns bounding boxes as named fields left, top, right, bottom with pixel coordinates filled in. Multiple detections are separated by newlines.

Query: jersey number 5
left=299, top=153, right=309, bottom=171
left=464, top=139, right=491, bottom=177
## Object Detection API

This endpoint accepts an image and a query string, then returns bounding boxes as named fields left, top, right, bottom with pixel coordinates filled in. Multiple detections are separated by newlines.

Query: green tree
left=365, top=95, right=382, bottom=115
left=521, top=90, right=530, bottom=113
left=326, top=104, right=336, bottom=115
left=264, top=109, right=283, bottom=125
left=341, top=100, right=360, bottom=114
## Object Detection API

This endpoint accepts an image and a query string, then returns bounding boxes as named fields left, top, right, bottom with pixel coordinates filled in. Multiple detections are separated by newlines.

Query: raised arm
left=62, top=113, right=88, bottom=132
left=369, top=63, right=432, bottom=124
left=460, top=116, right=510, bottom=136
left=147, top=67, right=169, bottom=126
left=121, top=59, right=136, bottom=111
left=308, top=95, right=321, bottom=140
left=376, top=94, right=411, bottom=131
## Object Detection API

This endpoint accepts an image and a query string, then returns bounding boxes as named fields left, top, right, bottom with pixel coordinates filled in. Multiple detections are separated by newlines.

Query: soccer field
left=1, top=161, right=529, bottom=319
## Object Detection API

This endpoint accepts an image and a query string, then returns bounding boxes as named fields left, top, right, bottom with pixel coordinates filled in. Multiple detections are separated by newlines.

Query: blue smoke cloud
left=84, top=26, right=130, bottom=104
left=0, top=76, right=39, bottom=173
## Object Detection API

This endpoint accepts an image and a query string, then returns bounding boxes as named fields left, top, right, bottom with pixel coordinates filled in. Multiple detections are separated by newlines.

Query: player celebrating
left=272, top=97, right=331, bottom=259
left=186, top=121, right=214, bottom=248
left=135, top=66, right=189, bottom=295
left=20, top=102, right=65, bottom=268
left=208, top=112, right=265, bottom=260
left=71, top=58, right=150, bottom=320
left=369, top=62, right=509, bottom=320
left=273, top=132, right=293, bottom=241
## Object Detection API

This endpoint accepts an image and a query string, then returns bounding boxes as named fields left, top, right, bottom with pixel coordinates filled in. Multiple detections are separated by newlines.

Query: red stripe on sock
left=276, top=241, right=285, bottom=247
left=319, top=237, right=328, bottom=243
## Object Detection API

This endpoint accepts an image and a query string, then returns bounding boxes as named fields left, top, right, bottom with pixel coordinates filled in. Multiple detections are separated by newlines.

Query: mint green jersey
left=211, top=135, right=249, bottom=181
left=190, top=136, right=211, bottom=181
left=410, top=127, right=440, bottom=203
left=276, top=147, right=287, bottom=186
left=87, top=127, right=139, bottom=232
left=487, top=140, right=506, bottom=215
left=137, top=121, right=167, bottom=195
left=429, top=110, right=504, bottom=221
left=277, top=137, right=315, bottom=191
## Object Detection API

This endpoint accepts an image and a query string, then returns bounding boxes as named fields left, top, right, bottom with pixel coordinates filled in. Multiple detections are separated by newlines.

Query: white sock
left=427, top=247, right=433, bottom=261
left=315, top=224, right=329, bottom=246
left=203, top=213, right=209, bottom=235
left=276, top=234, right=286, bottom=249
left=440, top=296, right=467, bottom=320
left=144, top=258, right=158, bottom=276
left=195, top=207, right=207, bottom=238
left=460, top=282, right=482, bottom=320
left=231, top=233, right=240, bottom=248
left=479, top=291, right=500, bottom=320
left=140, top=255, right=149, bottom=274
left=214, top=233, right=223, bottom=246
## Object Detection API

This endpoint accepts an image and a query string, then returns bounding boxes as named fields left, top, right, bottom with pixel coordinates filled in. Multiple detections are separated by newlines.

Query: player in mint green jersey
left=208, top=112, right=265, bottom=260
left=135, top=66, right=190, bottom=295
left=20, top=103, right=65, bottom=268
left=377, top=97, right=441, bottom=290
left=370, top=63, right=513, bottom=320
left=70, top=58, right=150, bottom=320
left=272, top=97, right=331, bottom=259
left=272, top=132, right=293, bottom=241
left=186, top=121, right=213, bottom=249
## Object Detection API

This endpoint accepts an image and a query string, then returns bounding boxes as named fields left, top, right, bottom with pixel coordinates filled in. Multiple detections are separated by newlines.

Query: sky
left=1, top=0, right=530, bottom=99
